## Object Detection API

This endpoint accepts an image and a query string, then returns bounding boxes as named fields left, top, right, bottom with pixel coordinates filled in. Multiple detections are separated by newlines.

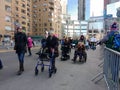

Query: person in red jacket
left=27, top=36, right=34, bottom=56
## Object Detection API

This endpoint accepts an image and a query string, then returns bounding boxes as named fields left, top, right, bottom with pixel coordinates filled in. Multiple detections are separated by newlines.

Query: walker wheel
left=35, top=67, right=39, bottom=75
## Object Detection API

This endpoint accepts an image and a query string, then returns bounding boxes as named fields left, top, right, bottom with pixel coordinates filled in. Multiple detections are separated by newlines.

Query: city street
left=0, top=46, right=107, bottom=90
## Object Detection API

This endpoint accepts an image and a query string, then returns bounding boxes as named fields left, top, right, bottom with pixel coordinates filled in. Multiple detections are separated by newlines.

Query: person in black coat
left=46, top=30, right=59, bottom=72
left=14, top=27, right=27, bottom=75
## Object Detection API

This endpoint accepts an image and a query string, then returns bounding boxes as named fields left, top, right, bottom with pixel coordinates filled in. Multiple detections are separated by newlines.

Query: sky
left=68, top=0, right=104, bottom=20
left=68, top=0, right=78, bottom=20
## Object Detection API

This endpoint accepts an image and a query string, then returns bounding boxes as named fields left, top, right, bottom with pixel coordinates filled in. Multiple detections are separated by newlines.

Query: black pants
left=28, top=47, right=32, bottom=55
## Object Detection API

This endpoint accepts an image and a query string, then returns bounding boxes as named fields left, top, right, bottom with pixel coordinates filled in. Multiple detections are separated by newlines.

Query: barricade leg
left=91, top=72, right=103, bottom=82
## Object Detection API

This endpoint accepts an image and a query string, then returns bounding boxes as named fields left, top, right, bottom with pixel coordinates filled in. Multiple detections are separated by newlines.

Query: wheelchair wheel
left=41, top=66, right=44, bottom=72
left=35, top=67, right=39, bottom=75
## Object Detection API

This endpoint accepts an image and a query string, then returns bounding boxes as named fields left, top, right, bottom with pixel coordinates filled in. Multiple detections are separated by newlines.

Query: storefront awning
left=31, top=35, right=44, bottom=40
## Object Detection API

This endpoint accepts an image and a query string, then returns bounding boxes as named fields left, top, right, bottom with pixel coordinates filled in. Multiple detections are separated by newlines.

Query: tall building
left=60, top=0, right=68, bottom=14
left=0, top=0, right=32, bottom=41
left=32, top=0, right=62, bottom=38
left=104, top=0, right=120, bottom=10
left=78, top=0, right=85, bottom=20
left=12, top=0, right=32, bottom=35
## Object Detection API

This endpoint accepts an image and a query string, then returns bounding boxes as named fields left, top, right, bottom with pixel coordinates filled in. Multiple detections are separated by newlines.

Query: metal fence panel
left=104, top=47, right=120, bottom=90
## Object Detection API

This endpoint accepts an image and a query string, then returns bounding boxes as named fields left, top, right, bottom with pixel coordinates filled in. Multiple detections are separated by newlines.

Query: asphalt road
left=0, top=46, right=107, bottom=90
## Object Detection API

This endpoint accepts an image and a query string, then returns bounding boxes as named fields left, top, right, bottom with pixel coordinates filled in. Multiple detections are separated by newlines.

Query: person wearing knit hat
left=14, top=26, right=27, bottom=75
left=110, top=22, right=118, bottom=31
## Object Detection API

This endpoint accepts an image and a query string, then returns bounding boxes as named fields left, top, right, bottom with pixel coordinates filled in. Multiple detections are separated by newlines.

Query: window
left=22, top=4, right=25, bottom=8
left=5, top=26, right=12, bottom=31
left=16, top=7, right=18, bottom=11
left=50, top=23, right=52, bottom=26
left=27, top=4, right=30, bottom=7
left=21, top=9, right=26, bottom=13
left=5, top=5, right=11, bottom=12
left=16, top=1, right=18, bottom=4
left=33, top=5, right=37, bottom=8
left=44, top=23, right=47, bottom=26
left=27, top=8, right=30, bottom=12
left=5, top=0, right=11, bottom=2
left=21, top=16, right=26, bottom=19
left=5, top=15, right=11, bottom=22
left=22, top=21, right=26, bottom=25
left=43, top=3, right=47, bottom=6
left=27, top=13, right=30, bottom=17
left=16, top=14, right=19, bottom=17
left=27, top=23, right=30, bottom=26
left=33, top=0, right=37, bottom=2
left=43, top=8, right=47, bottom=11
left=22, top=27, right=26, bottom=31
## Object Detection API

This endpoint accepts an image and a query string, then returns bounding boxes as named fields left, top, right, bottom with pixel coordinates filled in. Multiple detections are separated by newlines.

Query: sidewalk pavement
left=0, top=45, right=40, bottom=53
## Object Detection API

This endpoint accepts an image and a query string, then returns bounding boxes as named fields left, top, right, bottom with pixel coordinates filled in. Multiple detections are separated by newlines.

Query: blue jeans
left=17, top=53, right=25, bottom=63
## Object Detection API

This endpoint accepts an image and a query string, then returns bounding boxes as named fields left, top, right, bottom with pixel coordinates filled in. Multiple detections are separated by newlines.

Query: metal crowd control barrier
left=91, top=47, right=120, bottom=90
left=104, top=47, right=120, bottom=90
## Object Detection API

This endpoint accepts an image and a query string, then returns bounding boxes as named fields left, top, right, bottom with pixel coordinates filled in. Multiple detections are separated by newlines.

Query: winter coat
left=46, top=35, right=59, bottom=49
left=14, top=32, right=27, bottom=53
left=27, top=37, right=33, bottom=48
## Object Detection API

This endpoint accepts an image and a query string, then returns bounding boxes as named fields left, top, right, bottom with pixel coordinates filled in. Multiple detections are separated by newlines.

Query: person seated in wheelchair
left=72, top=42, right=87, bottom=62
left=61, top=38, right=70, bottom=60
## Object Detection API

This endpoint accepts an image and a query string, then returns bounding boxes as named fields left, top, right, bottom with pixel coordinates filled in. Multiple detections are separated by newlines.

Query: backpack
left=105, top=30, right=120, bottom=51
left=113, top=34, right=120, bottom=52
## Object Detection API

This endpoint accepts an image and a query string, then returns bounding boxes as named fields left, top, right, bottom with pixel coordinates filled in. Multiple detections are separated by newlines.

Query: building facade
left=0, top=0, right=62, bottom=42
left=87, top=16, right=104, bottom=40
left=0, top=0, right=32, bottom=41
left=62, top=19, right=88, bottom=39
left=104, top=0, right=120, bottom=10
left=78, top=0, right=85, bottom=20
left=60, top=0, right=68, bottom=14
left=32, top=0, right=62, bottom=38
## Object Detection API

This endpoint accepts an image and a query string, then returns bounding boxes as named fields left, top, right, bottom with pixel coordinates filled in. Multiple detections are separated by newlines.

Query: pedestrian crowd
left=0, top=26, right=99, bottom=76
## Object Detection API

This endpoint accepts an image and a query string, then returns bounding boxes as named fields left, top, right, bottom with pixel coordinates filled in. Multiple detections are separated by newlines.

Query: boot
left=17, top=63, right=24, bottom=75
left=20, top=63, right=24, bottom=71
